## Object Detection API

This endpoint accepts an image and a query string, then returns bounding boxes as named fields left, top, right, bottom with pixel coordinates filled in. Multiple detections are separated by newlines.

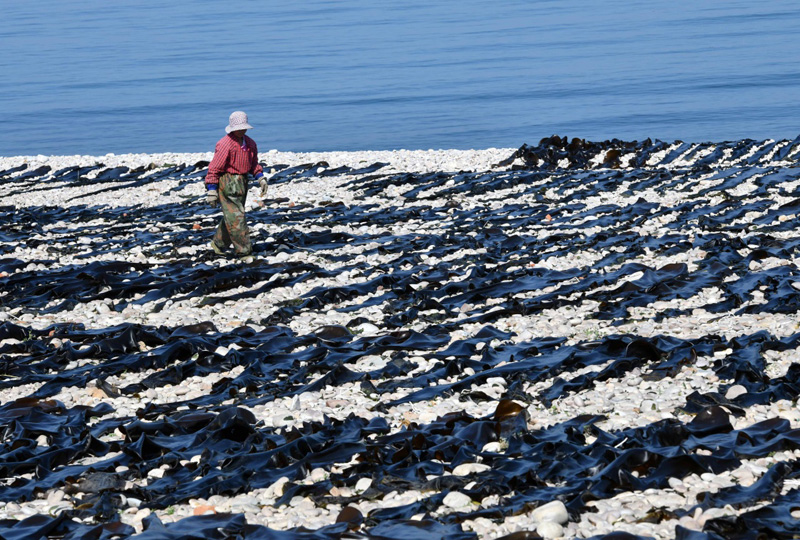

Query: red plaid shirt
left=205, top=133, right=264, bottom=185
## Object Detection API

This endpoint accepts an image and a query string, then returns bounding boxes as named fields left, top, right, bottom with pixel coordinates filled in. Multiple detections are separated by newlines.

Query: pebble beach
left=2, top=138, right=800, bottom=539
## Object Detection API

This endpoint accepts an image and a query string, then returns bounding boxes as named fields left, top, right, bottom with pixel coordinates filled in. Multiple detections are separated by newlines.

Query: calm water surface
left=2, top=1, right=800, bottom=156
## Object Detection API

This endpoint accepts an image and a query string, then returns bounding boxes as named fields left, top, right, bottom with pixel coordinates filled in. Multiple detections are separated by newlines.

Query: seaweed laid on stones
left=2, top=141, right=800, bottom=538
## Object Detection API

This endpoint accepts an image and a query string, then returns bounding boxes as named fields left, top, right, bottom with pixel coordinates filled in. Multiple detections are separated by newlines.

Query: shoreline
left=3, top=135, right=800, bottom=177
left=0, top=147, right=517, bottom=175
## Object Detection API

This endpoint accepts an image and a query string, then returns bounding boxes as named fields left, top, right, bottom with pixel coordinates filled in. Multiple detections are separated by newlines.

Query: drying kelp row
left=1, top=141, right=800, bottom=539
left=497, top=135, right=800, bottom=170
left=4, top=162, right=800, bottom=325
left=1, top=322, right=800, bottom=539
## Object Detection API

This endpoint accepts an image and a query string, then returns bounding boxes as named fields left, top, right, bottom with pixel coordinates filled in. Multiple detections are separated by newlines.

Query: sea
left=2, top=1, right=800, bottom=157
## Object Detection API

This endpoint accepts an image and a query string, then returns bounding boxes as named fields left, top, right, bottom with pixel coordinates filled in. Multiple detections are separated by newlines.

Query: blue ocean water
left=2, top=1, right=800, bottom=156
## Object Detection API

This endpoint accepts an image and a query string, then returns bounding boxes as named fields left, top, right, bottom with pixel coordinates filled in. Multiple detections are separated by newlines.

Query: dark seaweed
left=1, top=138, right=800, bottom=538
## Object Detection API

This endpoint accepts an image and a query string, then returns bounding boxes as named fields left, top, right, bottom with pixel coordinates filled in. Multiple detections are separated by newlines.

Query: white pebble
left=537, top=520, right=564, bottom=539
left=452, top=463, right=491, bottom=476
left=355, top=477, right=372, bottom=493
left=531, top=500, right=569, bottom=525
left=725, top=384, right=747, bottom=400
left=443, top=491, right=472, bottom=509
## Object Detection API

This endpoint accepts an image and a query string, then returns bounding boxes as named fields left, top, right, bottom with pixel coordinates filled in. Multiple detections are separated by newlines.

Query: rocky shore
left=1, top=137, right=800, bottom=539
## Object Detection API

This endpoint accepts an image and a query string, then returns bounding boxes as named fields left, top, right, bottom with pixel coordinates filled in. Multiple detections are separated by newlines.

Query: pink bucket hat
left=225, top=111, right=253, bottom=133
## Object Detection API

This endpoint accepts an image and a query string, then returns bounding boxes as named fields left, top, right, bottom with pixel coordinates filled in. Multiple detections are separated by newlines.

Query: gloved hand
left=206, top=186, right=219, bottom=207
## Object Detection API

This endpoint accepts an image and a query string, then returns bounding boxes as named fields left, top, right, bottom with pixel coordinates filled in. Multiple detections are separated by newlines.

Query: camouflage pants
left=212, top=173, right=251, bottom=256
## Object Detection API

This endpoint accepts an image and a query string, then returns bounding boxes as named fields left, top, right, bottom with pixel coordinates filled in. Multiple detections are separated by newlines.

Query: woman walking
left=205, top=110, right=265, bottom=260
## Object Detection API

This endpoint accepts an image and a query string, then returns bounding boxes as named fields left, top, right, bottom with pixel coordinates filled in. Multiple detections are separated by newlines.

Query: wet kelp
left=2, top=138, right=800, bottom=538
